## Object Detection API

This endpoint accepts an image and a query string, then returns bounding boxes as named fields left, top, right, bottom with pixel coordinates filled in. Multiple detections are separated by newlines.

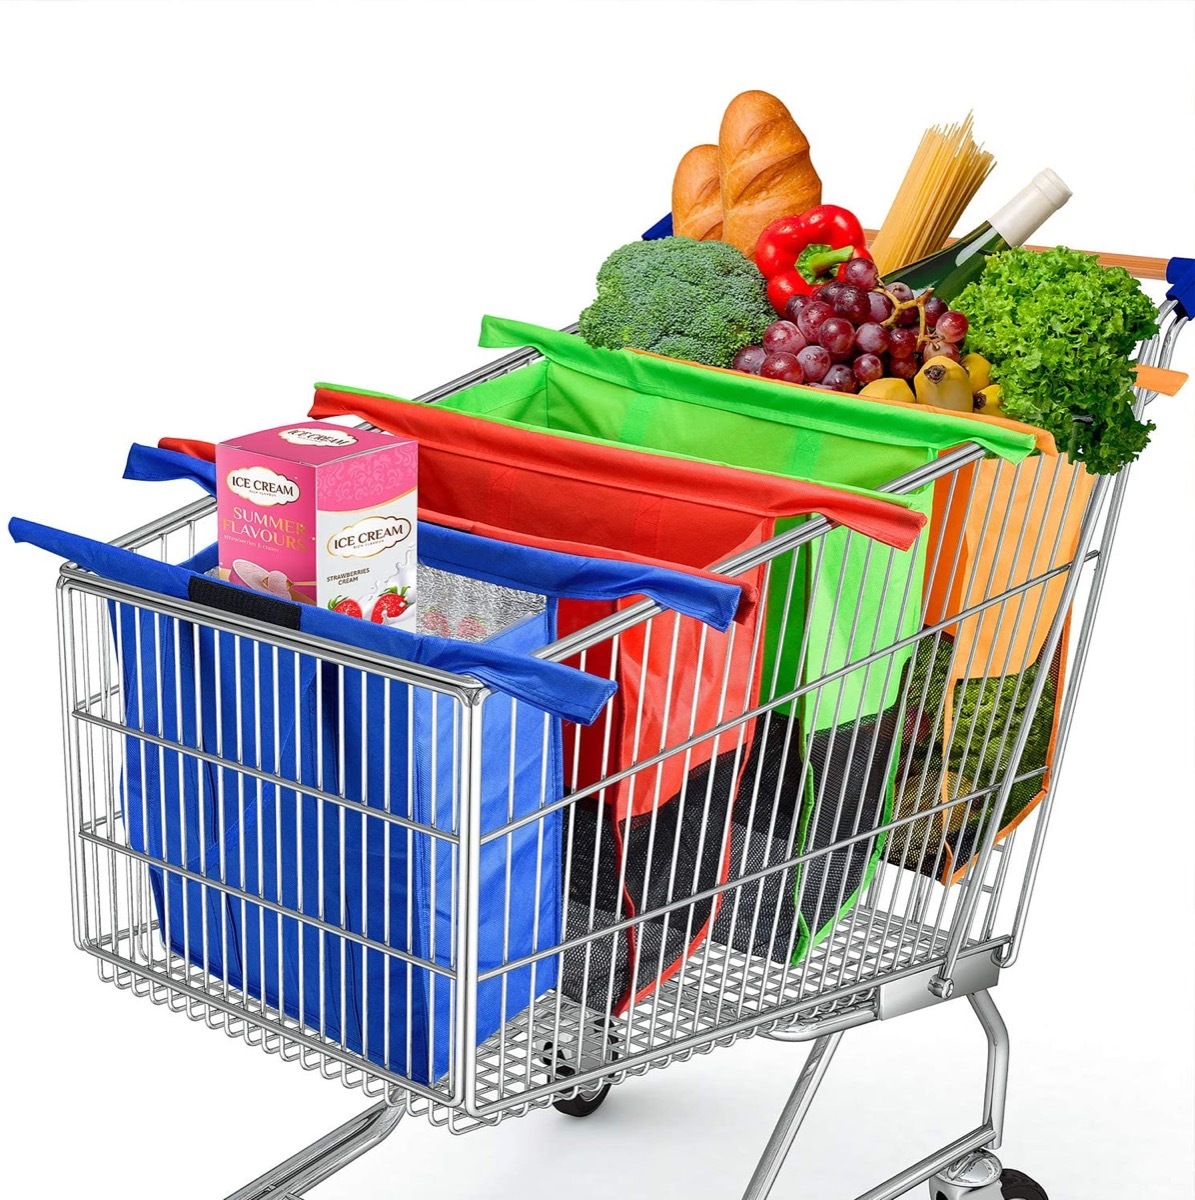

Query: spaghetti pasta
left=870, top=114, right=994, bottom=275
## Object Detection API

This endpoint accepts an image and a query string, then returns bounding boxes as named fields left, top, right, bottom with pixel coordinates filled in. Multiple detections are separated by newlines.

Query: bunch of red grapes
left=733, top=257, right=969, bottom=393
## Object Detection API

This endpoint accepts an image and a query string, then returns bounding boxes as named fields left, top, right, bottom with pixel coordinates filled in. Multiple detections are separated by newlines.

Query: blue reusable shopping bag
left=14, top=446, right=742, bottom=1085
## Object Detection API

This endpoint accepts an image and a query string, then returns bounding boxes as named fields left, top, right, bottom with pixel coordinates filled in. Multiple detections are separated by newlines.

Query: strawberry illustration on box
left=216, top=421, right=417, bottom=631
left=369, top=585, right=411, bottom=624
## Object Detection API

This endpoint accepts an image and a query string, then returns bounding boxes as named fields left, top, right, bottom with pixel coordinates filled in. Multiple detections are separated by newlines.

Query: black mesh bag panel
left=619, top=747, right=740, bottom=1003
left=710, top=714, right=802, bottom=962
left=559, top=798, right=628, bottom=1015
left=559, top=746, right=742, bottom=1013
left=710, top=708, right=895, bottom=965
left=798, top=712, right=895, bottom=950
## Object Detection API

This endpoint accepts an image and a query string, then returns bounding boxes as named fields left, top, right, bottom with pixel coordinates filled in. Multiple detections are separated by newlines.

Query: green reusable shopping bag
left=457, top=319, right=1036, bottom=964
left=461, top=318, right=1034, bottom=733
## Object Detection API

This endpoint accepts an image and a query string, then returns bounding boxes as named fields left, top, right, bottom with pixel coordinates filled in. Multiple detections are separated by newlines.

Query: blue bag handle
left=123, top=443, right=219, bottom=492
left=124, top=443, right=743, bottom=630
left=1166, top=256, right=1195, bottom=321
left=10, top=516, right=616, bottom=727
left=642, top=213, right=674, bottom=240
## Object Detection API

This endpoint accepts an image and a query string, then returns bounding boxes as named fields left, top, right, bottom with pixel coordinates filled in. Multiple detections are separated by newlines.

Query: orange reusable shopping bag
left=863, top=399, right=1093, bottom=883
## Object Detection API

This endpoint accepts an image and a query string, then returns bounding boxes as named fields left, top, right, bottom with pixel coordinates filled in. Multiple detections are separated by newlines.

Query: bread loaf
left=719, top=91, right=821, bottom=258
left=671, top=144, right=723, bottom=241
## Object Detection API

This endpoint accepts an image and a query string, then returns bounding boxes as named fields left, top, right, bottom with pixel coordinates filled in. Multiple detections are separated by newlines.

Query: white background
left=1, top=2, right=1192, bottom=1197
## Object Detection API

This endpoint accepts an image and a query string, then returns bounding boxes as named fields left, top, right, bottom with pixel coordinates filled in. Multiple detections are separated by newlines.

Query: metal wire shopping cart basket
left=26, top=258, right=1192, bottom=1200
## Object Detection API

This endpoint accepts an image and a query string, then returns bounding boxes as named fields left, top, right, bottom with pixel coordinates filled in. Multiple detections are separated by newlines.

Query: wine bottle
left=891, top=169, right=1072, bottom=302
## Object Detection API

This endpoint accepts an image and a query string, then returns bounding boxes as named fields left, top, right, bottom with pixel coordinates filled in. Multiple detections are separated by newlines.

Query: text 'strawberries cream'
left=216, top=421, right=417, bottom=630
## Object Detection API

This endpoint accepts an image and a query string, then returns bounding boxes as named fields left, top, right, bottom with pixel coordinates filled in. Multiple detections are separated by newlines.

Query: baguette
left=719, top=91, right=821, bottom=258
left=672, top=144, right=723, bottom=241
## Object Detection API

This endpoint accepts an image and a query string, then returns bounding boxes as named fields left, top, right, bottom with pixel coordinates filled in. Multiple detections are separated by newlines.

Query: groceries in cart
left=10, top=78, right=1193, bottom=1200
left=605, top=92, right=1162, bottom=480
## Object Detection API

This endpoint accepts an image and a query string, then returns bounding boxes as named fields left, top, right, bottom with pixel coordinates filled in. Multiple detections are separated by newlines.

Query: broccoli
left=578, top=236, right=774, bottom=368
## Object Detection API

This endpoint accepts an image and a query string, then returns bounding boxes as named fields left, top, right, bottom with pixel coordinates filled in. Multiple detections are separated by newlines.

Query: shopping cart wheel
left=551, top=1069, right=611, bottom=1119
left=540, top=1021, right=619, bottom=1118
left=999, top=1169, right=1048, bottom=1199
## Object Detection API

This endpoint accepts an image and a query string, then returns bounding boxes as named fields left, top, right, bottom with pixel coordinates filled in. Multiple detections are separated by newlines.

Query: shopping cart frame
left=48, top=292, right=1188, bottom=1200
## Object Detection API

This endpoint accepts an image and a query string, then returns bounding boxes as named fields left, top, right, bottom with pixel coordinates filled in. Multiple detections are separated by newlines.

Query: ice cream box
left=216, top=421, right=417, bottom=629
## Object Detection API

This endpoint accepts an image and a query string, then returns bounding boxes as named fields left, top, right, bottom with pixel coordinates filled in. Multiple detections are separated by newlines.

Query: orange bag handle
left=1135, top=365, right=1188, bottom=395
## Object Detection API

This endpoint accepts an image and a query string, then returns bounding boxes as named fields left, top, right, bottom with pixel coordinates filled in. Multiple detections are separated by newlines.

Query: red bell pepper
left=755, top=205, right=873, bottom=315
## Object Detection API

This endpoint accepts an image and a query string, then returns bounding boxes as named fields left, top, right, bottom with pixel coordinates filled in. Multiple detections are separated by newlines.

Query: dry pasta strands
left=870, top=114, right=995, bottom=275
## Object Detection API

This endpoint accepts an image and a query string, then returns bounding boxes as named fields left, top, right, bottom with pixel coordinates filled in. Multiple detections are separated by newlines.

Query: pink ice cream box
left=216, top=421, right=417, bottom=629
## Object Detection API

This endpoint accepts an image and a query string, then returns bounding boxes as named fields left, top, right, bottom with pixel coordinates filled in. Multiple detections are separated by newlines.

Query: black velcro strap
left=188, top=575, right=303, bottom=630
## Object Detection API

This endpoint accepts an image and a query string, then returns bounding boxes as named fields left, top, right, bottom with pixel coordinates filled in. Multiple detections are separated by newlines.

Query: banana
left=914, top=356, right=973, bottom=412
left=961, top=352, right=992, bottom=393
left=860, top=377, right=916, bottom=403
left=972, top=383, right=1009, bottom=418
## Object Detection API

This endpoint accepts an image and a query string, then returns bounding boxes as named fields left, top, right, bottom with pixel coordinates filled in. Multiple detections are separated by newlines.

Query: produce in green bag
left=955, top=247, right=1158, bottom=474
left=913, top=355, right=973, bottom=412
left=578, top=236, right=773, bottom=368
left=728, top=264, right=976, bottom=394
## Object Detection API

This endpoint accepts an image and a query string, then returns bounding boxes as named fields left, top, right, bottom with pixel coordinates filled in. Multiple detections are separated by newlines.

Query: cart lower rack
left=46, top=291, right=1188, bottom=1200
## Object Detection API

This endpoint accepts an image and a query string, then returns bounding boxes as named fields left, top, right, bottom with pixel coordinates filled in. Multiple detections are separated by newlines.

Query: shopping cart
left=32, top=257, right=1191, bottom=1200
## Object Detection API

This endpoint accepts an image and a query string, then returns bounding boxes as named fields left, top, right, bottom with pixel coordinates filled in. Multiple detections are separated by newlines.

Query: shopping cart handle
left=1166, top=256, right=1195, bottom=321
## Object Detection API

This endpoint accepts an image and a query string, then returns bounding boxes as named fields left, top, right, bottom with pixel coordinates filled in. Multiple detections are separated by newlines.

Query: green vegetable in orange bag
left=955, top=246, right=1158, bottom=474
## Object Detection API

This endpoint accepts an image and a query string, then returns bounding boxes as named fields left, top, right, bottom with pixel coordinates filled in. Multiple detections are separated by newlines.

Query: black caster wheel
left=542, top=1025, right=619, bottom=1118
left=551, top=1071, right=612, bottom=1118
left=1000, top=1168, right=1048, bottom=1200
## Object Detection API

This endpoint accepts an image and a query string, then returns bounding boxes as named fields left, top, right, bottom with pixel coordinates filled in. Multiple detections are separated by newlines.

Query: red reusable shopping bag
left=303, top=394, right=924, bottom=1015
left=307, top=391, right=923, bottom=815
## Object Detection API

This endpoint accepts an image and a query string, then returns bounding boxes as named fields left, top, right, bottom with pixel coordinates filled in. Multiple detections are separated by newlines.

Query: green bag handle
left=479, top=315, right=1036, bottom=463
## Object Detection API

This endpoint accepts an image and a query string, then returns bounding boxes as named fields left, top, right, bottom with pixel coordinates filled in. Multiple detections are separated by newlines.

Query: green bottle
left=891, top=169, right=1072, bottom=302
